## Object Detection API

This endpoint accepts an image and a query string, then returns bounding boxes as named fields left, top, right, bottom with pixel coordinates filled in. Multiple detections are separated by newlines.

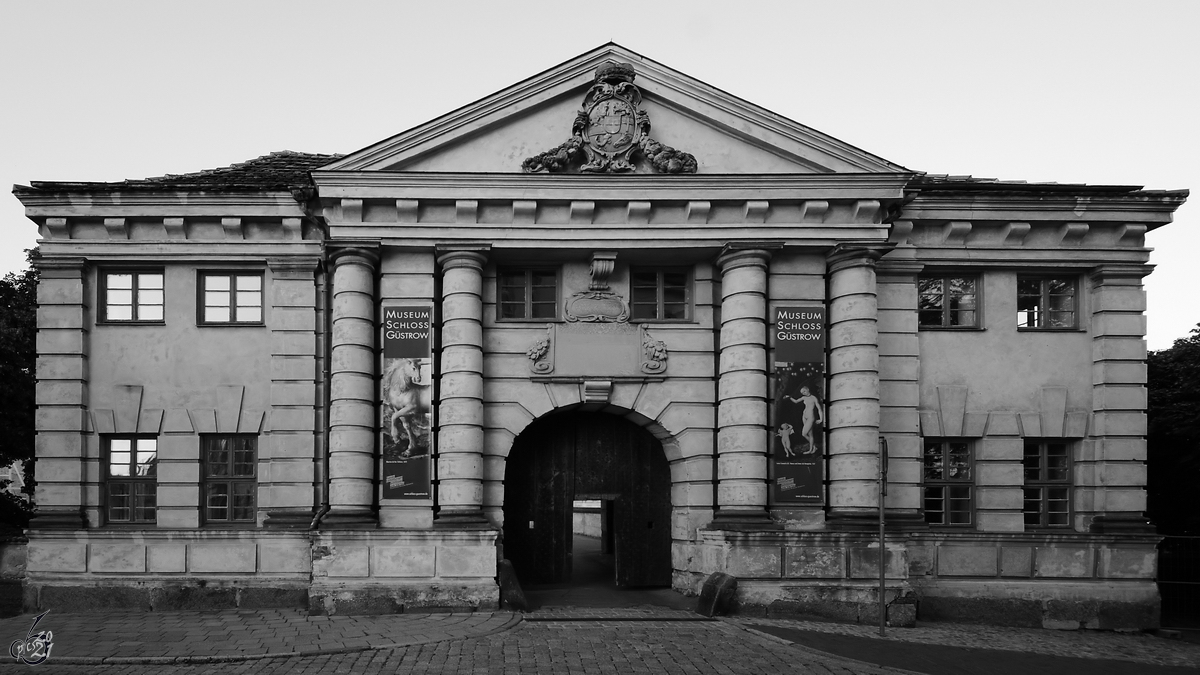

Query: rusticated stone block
left=937, top=546, right=997, bottom=577
left=238, top=587, right=308, bottom=609
left=784, top=546, right=845, bottom=578
left=39, top=585, right=150, bottom=612
left=918, top=596, right=1042, bottom=628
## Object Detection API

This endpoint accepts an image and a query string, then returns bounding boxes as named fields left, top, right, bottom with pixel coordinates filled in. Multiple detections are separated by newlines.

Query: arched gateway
left=503, top=411, right=672, bottom=587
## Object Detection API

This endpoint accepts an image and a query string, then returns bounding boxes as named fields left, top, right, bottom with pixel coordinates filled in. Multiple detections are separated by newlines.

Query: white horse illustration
left=382, top=358, right=431, bottom=456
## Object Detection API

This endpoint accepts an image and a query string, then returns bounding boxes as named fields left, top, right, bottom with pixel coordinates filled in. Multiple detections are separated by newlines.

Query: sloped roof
left=14, top=151, right=341, bottom=194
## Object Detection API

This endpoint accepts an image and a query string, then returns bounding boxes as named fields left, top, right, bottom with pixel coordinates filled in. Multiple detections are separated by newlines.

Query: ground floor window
left=203, top=435, right=257, bottom=523
left=923, top=439, right=973, bottom=526
left=1024, top=440, right=1072, bottom=528
left=106, top=437, right=157, bottom=524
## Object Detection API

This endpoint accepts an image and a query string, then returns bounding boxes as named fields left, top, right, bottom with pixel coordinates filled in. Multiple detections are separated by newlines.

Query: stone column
left=826, top=245, right=884, bottom=527
left=713, top=244, right=777, bottom=526
left=324, top=247, right=378, bottom=527
left=435, top=247, right=489, bottom=525
left=31, top=257, right=89, bottom=529
left=1086, top=264, right=1153, bottom=533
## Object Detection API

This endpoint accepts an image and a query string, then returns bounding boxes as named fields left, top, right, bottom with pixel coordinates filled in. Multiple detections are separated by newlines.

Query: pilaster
left=32, top=257, right=89, bottom=529
left=263, top=256, right=321, bottom=528
left=1085, top=264, right=1153, bottom=533
left=876, top=251, right=924, bottom=525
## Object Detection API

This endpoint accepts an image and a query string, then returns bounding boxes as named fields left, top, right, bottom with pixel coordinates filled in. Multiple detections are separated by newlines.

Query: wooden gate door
left=503, top=412, right=672, bottom=587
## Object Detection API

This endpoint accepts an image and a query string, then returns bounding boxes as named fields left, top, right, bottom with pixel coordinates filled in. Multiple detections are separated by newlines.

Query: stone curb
left=46, top=613, right=524, bottom=665
left=717, top=619, right=929, bottom=675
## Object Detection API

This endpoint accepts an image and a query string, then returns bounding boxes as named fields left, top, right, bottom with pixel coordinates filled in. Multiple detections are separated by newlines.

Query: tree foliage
left=1147, top=323, right=1200, bottom=534
left=0, top=248, right=38, bottom=527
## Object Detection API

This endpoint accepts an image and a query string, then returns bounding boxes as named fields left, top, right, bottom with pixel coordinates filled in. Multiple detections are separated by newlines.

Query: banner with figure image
left=380, top=305, right=433, bottom=500
left=772, top=306, right=826, bottom=504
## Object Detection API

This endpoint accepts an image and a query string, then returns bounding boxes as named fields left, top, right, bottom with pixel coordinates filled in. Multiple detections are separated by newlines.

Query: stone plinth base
left=913, top=579, right=1161, bottom=630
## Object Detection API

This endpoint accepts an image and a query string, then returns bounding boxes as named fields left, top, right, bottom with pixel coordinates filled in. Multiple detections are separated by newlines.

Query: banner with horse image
left=381, top=305, right=433, bottom=500
left=772, top=306, right=826, bottom=504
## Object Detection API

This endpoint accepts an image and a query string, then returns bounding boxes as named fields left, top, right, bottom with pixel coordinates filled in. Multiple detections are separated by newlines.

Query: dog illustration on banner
left=382, top=357, right=431, bottom=458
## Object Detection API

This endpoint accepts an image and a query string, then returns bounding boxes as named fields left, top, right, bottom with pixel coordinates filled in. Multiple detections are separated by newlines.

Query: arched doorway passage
left=503, top=411, right=672, bottom=589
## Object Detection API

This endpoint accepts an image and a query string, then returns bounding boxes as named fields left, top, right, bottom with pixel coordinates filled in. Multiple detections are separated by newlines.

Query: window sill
left=1016, top=328, right=1086, bottom=333
left=629, top=318, right=695, bottom=325
left=918, top=326, right=984, bottom=332
left=196, top=322, right=266, bottom=328
left=95, top=320, right=166, bottom=327
left=495, top=318, right=561, bottom=324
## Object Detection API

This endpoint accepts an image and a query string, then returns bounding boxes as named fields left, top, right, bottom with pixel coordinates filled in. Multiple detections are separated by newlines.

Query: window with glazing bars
left=631, top=269, right=689, bottom=321
left=200, top=273, right=263, bottom=324
left=102, top=271, right=164, bottom=322
left=498, top=269, right=557, bottom=320
left=918, top=275, right=978, bottom=327
left=923, top=440, right=973, bottom=526
left=203, top=435, right=257, bottom=523
left=1017, top=277, right=1076, bottom=329
left=1024, top=440, right=1071, bottom=528
left=106, top=437, right=157, bottom=524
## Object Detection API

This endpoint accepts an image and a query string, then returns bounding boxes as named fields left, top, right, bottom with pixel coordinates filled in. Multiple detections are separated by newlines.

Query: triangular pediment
left=323, top=44, right=907, bottom=176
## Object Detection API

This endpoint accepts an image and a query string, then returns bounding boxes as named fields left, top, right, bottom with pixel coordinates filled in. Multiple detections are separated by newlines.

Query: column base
left=264, top=509, right=317, bottom=529
left=29, top=508, right=86, bottom=530
left=1089, top=514, right=1157, bottom=534
left=435, top=509, right=492, bottom=528
left=709, top=509, right=779, bottom=531
left=320, top=508, right=378, bottom=530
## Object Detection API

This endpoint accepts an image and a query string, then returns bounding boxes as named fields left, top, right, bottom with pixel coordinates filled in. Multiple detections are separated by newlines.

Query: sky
left=1, top=0, right=1196, bottom=349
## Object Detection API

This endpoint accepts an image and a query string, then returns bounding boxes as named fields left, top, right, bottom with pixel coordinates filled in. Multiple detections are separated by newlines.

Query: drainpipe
left=878, top=436, right=889, bottom=636
left=310, top=258, right=333, bottom=530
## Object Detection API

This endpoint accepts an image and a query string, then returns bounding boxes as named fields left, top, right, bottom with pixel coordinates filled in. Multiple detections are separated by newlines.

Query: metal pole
left=879, top=436, right=888, bottom=637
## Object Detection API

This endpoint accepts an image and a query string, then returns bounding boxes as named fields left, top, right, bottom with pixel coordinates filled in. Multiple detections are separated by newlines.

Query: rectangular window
left=1017, top=277, right=1076, bottom=329
left=498, top=269, right=558, bottom=320
left=203, top=435, right=257, bottom=523
left=106, top=437, right=157, bottom=524
left=1023, top=440, right=1072, bottom=528
left=200, top=272, right=263, bottom=324
left=631, top=269, right=690, bottom=321
left=918, top=275, right=978, bottom=328
left=923, top=440, right=973, bottom=526
left=102, top=271, right=164, bottom=322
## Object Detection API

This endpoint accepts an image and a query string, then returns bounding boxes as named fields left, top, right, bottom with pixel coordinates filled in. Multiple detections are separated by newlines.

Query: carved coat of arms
left=522, top=62, right=698, bottom=174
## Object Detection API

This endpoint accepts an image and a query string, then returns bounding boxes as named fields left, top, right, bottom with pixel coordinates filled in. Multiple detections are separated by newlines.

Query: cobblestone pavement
left=737, top=617, right=1200, bottom=670
left=13, top=619, right=909, bottom=675
left=6, top=606, right=1200, bottom=674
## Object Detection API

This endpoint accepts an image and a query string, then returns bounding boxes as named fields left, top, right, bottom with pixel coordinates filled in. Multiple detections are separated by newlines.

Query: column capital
left=267, top=256, right=321, bottom=273
left=826, top=243, right=893, bottom=273
left=436, top=246, right=489, bottom=271
left=1089, top=263, right=1154, bottom=286
left=328, top=246, right=379, bottom=269
left=716, top=242, right=781, bottom=273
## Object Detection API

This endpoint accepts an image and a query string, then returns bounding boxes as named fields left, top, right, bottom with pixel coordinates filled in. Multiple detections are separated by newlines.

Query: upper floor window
left=918, top=275, right=977, bottom=328
left=498, top=269, right=558, bottom=321
left=200, top=272, right=263, bottom=324
left=631, top=269, right=690, bottom=321
left=106, top=437, right=157, bottom=524
left=102, top=271, right=164, bottom=322
left=203, top=435, right=257, bottom=524
left=923, top=439, right=973, bottom=526
left=1017, top=277, right=1076, bottom=329
left=1023, top=440, right=1072, bottom=528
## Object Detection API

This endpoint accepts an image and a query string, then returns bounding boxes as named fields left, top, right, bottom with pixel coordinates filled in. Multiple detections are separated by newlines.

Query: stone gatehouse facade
left=14, top=45, right=1186, bottom=628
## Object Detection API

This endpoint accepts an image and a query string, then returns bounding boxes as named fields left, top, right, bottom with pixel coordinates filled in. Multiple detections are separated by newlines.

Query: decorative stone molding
left=526, top=325, right=553, bottom=374
left=564, top=251, right=629, bottom=323
left=522, top=61, right=697, bottom=174
left=639, top=326, right=668, bottom=375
